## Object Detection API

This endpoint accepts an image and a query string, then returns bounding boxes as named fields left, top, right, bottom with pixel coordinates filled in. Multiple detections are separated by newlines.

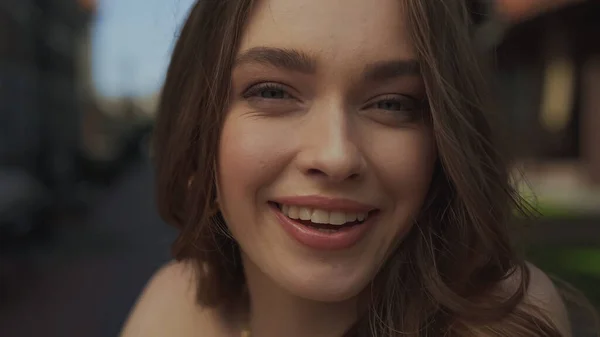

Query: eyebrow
left=234, top=46, right=420, bottom=80
left=362, top=60, right=421, bottom=82
left=235, top=47, right=317, bottom=73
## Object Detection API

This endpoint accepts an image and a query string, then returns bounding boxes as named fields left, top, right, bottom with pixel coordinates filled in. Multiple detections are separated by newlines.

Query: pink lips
left=273, top=195, right=376, bottom=213
left=270, top=195, right=378, bottom=251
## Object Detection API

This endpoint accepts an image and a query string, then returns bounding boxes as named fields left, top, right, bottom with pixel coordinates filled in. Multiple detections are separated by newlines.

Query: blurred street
left=0, top=158, right=176, bottom=337
left=0, top=0, right=599, bottom=336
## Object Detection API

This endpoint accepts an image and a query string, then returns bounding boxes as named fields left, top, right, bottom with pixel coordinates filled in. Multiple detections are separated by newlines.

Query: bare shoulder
left=119, top=260, right=225, bottom=337
left=519, top=262, right=572, bottom=337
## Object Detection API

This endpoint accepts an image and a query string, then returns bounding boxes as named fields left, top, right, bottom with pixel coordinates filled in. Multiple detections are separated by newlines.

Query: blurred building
left=1, top=0, right=151, bottom=178
left=0, top=0, right=94, bottom=233
left=495, top=0, right=600, bottom=185
left=34, top=0, right=94, bottom=193
left=0, top=0, right=39, bottom=173
left=76, top=2, right=156, bottom=169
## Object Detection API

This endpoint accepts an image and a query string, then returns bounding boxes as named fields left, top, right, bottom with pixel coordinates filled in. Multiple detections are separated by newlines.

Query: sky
left=91, top=0, right=195, bottom=98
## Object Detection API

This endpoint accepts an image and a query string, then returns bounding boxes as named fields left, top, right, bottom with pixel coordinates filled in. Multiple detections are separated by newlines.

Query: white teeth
left=357, top=213, right=366, bottom=222
left=311, top=209, right=329, bottom=224
left=279, top=204, right=369, bottom=226
left=299, top=207, right=312, bottom=220
left=287, top=205, right=299, bottom=219
left=329, top=212, right=347, bottom=225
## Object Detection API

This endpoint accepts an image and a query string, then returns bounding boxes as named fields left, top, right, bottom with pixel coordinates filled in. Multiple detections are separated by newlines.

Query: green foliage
left=527, top=245, right=600, bottom=308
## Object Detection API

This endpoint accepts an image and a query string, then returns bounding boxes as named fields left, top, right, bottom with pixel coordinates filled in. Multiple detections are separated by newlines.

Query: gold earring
left=187, top=176, right=195, bottom=189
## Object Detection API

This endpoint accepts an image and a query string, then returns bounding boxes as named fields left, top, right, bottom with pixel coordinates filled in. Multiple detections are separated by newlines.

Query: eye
left=363, top=94, right=425, bottom=125
left=243, top=83, right=294, bottom=100
left=369, top=95, right=420, bottom=112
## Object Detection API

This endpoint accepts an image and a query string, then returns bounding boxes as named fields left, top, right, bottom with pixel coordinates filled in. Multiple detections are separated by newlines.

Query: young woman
left=120, top=0, right=572, bottom=336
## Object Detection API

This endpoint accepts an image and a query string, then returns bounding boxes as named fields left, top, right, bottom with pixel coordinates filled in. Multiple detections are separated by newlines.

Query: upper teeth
left=280, top=204, right=368, bottom=225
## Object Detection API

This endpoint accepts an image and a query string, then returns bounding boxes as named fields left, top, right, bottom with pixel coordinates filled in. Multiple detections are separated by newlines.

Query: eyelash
left=242, top=82, right=293, bottom=100
left=242, top=82, right=423, bottom=113
left=364, top=94, right=421, bottom=112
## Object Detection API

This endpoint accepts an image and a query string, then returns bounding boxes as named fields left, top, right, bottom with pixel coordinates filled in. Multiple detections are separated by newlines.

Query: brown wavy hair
left=153, top=0, right=565, bottom=336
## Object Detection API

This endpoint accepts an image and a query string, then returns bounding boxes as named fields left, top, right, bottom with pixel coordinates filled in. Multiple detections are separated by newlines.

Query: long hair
left=153, top=0, right=563, bottom=335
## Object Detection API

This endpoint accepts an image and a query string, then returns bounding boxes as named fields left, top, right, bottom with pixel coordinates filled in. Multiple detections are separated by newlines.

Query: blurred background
left=0, top=0, right=598, bottom=336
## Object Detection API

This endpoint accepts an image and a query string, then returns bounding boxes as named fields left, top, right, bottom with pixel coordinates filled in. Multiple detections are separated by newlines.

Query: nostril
left=348, top=173, right=360, bottom=180
left=305, top=168, right=361, bottom=181
left=306, top=168, right=326, bottom=176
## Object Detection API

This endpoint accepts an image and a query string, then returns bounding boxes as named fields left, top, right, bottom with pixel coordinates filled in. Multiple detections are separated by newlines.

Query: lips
left=278, top=203, right=369, bottom=226
left=269, top=196, right=379, bottom=250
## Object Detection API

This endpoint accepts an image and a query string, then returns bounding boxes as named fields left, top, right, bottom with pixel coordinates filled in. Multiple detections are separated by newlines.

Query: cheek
left=373, top=127, right=435, bottom=190
left=368, top=127, right=435, bottom=257
left=217, top=115, right=292, bottom=215
left=367, top=126, right=436, bottom=220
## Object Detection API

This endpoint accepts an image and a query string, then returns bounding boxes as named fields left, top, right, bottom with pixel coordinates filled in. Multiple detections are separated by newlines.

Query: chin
left=236, top=210, right=407, bottom=304
left=271, top=257, right=377, bottom=303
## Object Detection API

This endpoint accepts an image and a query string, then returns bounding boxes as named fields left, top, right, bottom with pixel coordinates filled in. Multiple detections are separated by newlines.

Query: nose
left=295, top=107, right=365, bottom=183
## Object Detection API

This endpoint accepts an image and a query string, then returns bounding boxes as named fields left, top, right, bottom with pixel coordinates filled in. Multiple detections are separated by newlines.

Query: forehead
left=238, top=0, right=415, bottom=63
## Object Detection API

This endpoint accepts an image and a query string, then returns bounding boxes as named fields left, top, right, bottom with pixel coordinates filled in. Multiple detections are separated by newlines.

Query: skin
left=120, top=0, right=572, bottom=336
left=120, top=262, right=572, bottom=337
left=217, top=0, right=435, bottom=335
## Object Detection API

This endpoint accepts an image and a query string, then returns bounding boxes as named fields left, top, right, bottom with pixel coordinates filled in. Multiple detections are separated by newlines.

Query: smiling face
left=217, top=0, right=437, bottom=302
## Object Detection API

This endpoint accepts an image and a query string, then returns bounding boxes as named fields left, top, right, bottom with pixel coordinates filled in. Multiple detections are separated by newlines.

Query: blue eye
left=373, top=97, right=419, bottom=112
left=243, top=83, right=293, bottom=100
left=262, top=89, right=286, bottom=98
left=363, top=94, right=425, bottom=126
left=376, top=100, right=405, bottom=111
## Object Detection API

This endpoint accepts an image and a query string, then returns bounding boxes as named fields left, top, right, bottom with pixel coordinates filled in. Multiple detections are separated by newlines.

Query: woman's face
left=218, top=0, right=436, bottom=302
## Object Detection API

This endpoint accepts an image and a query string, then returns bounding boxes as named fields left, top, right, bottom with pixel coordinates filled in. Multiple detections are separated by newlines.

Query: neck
left=241, top=254, right=359, bottom=337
